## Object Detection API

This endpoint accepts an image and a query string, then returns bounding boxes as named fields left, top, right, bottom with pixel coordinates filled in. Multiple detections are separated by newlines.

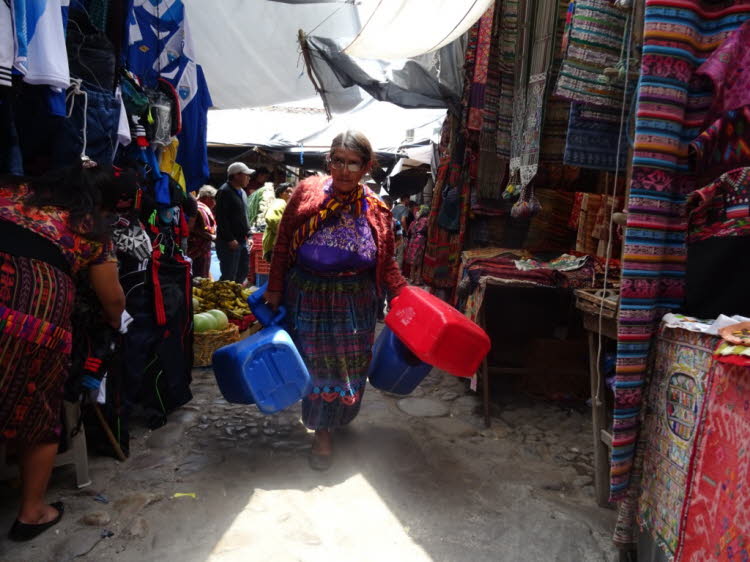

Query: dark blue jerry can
left=367, top=326, right=432, bottom=395
left=211, top=284, right=311, bottom=414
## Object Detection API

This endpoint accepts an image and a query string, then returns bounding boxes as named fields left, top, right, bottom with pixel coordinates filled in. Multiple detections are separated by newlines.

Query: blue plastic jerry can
left=212, top=284, right=311, bottom=414
left=367, top=326, right=433, bottom=395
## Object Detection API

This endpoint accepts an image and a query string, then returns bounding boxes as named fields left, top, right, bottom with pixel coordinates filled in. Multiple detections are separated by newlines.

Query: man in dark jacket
left=215, top=162, right=252, bottom=283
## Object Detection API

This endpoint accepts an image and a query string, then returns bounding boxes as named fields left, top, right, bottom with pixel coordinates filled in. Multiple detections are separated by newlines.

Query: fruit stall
left=192, top=279, right=260, bottom=366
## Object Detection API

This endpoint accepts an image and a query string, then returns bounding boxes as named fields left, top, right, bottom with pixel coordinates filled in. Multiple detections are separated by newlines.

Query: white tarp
left=296, top=99, right=445, bottom=152
left=207, top=97, right=445, bottom=153
left=346, top=0, right=494, bottom=60
left=183, top=0, right=360, bottom=109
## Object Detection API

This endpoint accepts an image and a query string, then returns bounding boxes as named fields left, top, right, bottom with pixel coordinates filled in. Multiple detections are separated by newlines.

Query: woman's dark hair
left=274, top=182, right=292, bottom=197
left=329, top=130, right=378, bottom=168
left=25, top=161, right=129, bottom=241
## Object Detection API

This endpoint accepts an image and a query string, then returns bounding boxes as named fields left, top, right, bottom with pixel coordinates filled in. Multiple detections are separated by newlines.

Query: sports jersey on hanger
left=0, top=1, right=13, bottom=87
left=12, top=0, right=70, bottom=89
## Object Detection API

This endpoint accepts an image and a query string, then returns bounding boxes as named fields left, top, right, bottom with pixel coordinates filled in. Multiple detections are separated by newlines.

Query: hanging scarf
left=290, top=179, right=385, bottom=256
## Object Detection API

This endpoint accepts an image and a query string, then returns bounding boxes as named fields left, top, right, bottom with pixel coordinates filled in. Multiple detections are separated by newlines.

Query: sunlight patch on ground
left=207, top=473, right=433, bottom=562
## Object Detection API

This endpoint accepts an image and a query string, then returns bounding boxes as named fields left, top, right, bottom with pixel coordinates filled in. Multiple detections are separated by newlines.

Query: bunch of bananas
left=193, top=279, right=254, bottom=320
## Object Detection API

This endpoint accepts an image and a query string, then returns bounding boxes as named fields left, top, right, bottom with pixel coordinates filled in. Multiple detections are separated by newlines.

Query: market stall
left=339, top=1, right=750, bottom=559
left=0, top=0, right=217, bottom=459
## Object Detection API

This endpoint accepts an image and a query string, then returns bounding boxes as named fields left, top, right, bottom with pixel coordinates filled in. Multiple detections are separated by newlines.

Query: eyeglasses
left=330, top=157, right=363, bottom=173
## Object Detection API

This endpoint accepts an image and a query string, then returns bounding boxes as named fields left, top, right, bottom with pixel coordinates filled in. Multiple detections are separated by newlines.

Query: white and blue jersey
left=126, top=0, right=212, bottom=191
left=12, top=0, right=70, bottom=89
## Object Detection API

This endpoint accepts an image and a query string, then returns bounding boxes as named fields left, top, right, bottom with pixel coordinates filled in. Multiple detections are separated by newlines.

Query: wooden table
left=470, top=277, right=587, bottom=427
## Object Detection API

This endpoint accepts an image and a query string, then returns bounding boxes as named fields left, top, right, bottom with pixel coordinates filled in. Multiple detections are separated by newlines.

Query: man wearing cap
left=214, top=162, right=253, bottom=283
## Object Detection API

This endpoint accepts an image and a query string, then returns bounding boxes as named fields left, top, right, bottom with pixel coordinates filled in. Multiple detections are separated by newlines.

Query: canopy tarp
left=207, top=98, right=445, bottom=154
left=303, top=35, right=464, bottom=115
left=183, top=0, right=360, bottom=109
left=183, top=0, right=481, bottom=110
left=346, top=0, right=493, bottom=59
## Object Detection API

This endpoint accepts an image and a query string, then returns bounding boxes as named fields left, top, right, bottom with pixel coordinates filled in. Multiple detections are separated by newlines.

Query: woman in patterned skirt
left=404, top=205, right=430, bottom=284
left=0, top=162, right=126, bottom=541
left=266, top=131, right=406, bottom=470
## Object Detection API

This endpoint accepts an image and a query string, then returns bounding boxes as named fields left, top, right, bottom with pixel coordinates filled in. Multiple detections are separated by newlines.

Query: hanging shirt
left=125, top=0, right=185, bottom=87
left=126, top=0, right=211, bottom=191
left=0, top=1, right=13, bottom=87
left=12, top=0, right=70, bottom=90
left=173, top=62, right=211, bottom=191
left=115, top=86, right=132, bottom=149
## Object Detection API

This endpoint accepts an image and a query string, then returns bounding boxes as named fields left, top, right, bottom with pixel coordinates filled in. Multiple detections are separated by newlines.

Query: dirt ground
left=1, top=355, right=618, bottom=562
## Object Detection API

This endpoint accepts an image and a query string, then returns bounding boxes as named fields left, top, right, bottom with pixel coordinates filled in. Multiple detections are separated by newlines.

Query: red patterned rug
left=677, top=361, right=750, bottom=561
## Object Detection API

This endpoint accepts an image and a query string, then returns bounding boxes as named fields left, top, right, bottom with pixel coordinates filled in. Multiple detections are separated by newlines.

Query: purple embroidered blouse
left=297, top=208, right=378, bottom=273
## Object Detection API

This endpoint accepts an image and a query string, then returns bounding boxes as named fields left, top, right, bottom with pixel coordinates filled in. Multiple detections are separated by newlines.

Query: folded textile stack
left=592, top=194, right=624, bottom=258
left=570, top=192, right=603, bottom=254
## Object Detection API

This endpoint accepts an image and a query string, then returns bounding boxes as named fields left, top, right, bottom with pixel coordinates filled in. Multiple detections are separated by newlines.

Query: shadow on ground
left=1, top=363, right=617, bottom=562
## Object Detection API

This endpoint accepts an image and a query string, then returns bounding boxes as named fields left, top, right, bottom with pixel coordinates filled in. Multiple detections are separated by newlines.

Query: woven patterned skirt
left=0, top=252, right=75, bottom=444
left=285, top=266, right=378, bottom=430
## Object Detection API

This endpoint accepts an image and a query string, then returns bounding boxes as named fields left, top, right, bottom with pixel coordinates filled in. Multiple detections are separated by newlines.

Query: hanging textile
left=554, top=0, right=628, bottom=108
left=635, top=326, right=715, bottom=558
left=509, top=0, right=559, bottom=189
left=690, top=20, right=750, bottom=183
left=613, top=0, right=750, bottom=508
left=466, top=6, right=494, bottom=133
left=676, top=359, right=750, bottom=561
left=539, top=0, right=572, bottom=164
left=477, top=1, right=508, bottom=200
left=422, top=115, right=468, bottom=289
left=564, top=103, right=629, bottom=171
left=422, top=15, right=488, bottom=290
left=496, top=0, right=520, bottom=158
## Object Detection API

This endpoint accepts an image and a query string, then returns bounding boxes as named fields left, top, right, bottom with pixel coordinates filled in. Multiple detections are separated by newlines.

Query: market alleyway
left=1, top=355, right=617, bottom=562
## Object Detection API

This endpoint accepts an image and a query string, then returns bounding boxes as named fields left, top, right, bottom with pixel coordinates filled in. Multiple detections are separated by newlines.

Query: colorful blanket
left=636, top=326, right=716, bottom=558
left=613, top=1, right=750, bottom=502
left=554, top=0, right=628, bottom=108
left=564, top=103, right=629, bottom=171
left=676, top=361, right=750, bottom=561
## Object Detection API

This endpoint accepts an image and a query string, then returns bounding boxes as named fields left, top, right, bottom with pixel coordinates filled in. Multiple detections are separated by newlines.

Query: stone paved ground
left=0, top=364, right=617, bottom=562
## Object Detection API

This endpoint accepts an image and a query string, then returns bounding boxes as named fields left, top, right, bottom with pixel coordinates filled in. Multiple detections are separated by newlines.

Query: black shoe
left=8, top=502, right=64, bottom=542
left=308, top=451, right=332, bottom=471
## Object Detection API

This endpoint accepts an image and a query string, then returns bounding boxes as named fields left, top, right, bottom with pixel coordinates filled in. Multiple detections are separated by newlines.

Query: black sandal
left=8, top=501, right=64, bottom=542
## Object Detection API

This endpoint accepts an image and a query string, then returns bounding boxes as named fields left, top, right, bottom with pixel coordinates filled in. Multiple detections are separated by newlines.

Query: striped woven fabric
left=540, top=0, right=572, bottom=163
left=478, top=1, right=508, bottom=199
left=563, top=102, right=629, bottom=170
left=554, top=0, right=628, bottom=108
left=290, top=182, right=384, bottom=256
left=423, top=18, right=484, bottom=291
left=613, top=0, right=750, bottom=508
left=496, top=0, right=521, bottom=157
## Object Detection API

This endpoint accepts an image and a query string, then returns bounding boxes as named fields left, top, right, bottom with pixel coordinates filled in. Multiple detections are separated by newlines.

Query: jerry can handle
left=248, top=282, right=268, bottom=307
left=271, top=306, right=286, bottom=326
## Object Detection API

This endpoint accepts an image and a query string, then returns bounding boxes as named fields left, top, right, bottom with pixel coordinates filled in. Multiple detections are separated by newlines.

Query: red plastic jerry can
left=385, top=286, right=491, bottom=378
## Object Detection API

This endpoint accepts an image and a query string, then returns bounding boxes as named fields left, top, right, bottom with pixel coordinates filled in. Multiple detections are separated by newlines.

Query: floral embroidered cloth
left=0, top=184, right=115, bottom=274
left=687, top=167, right=750, bottom=243
left=297, top=210, right=377, bottom=273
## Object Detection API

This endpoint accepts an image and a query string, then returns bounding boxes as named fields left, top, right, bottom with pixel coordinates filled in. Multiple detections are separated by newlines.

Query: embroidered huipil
left=297, top=209, right=377, bottom=273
